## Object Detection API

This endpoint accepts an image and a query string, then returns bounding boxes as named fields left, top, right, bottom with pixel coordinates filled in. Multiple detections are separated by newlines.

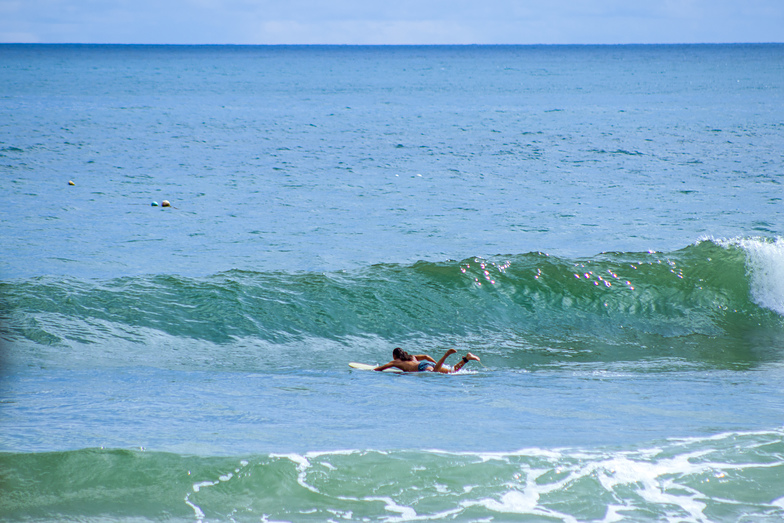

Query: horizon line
left=1, top=41, right=782, bottom=46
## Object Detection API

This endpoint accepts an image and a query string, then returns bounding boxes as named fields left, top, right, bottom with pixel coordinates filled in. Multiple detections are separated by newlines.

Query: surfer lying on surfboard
left=375, top=347, right=480, bottom=373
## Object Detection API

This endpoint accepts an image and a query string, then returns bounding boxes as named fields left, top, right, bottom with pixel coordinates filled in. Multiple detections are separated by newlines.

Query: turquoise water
left=2, top=44, right=784, bottom=521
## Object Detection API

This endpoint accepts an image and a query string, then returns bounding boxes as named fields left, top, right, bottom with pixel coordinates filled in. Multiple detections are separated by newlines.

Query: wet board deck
left=349, top=362, right=404, bottom=373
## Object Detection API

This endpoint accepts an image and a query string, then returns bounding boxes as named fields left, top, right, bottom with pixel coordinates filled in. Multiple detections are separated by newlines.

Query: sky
left=0, top=0, right=782, bottom=45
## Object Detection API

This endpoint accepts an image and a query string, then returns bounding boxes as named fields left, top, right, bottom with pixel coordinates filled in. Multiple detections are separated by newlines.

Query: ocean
left=1, top=44, right=783, bottom=522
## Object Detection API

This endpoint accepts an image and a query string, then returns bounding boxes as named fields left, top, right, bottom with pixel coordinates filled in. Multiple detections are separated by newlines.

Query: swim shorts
left=418, top=360, right=435, bottom=372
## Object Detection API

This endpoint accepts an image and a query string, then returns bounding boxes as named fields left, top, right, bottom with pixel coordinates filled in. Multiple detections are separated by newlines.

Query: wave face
left=2, top=238, right=783, bottom=370
left=1, top=429, right=783, bottom=522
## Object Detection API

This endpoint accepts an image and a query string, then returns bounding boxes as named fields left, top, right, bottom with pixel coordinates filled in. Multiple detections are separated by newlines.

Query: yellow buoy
left=161, top=200, right=171, bottom=207
left=68, top=180, right=75, bottom=185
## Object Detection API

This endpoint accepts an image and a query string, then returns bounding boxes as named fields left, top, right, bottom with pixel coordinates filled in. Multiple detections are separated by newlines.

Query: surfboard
left=348, top=362, right=404, bottom=373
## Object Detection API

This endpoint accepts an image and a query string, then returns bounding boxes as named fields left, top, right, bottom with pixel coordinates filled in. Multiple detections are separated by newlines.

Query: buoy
left=161, top=200, right=171, bottom=207
left=151, top=201, right=159, bottom=207
left=68, top=180, right=75, bottom=185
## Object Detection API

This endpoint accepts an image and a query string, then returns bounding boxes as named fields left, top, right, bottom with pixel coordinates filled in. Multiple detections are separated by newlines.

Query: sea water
left=1, top=44, right=783, bottom=522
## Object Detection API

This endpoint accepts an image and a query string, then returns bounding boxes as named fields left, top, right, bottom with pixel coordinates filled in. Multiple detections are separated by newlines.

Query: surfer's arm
left=374, top=361, right=395, bottom=371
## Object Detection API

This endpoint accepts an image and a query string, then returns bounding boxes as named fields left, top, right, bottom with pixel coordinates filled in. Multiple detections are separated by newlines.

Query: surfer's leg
left=432, top=348, right=457, bottom=373
left=451, top=353, right=480, bottom=372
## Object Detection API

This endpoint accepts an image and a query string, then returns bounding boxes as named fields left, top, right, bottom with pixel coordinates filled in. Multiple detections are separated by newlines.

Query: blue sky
left=1, top=0, right=782, bottom=44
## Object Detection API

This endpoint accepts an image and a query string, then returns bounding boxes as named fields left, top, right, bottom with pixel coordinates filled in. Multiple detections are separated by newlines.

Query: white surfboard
left=348, top=362, right=404, bottom=373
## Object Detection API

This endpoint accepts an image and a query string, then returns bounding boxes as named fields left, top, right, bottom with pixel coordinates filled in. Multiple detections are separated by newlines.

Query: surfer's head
left=392, top=347, right=414, bottom=361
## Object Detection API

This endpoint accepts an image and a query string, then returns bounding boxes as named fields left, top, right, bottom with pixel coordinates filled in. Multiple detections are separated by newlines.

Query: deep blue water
left=2, top=44, right=783, bottom=278
left=1, top=44, right=784, bottom=522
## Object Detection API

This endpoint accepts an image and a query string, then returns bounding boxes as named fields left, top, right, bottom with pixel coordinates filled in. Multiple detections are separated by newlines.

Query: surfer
left=375, top=347, right=479, bottom=373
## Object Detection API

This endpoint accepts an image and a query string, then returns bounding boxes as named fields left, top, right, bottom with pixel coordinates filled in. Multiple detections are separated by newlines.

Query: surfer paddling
left=375, top=347, right=479, bottom=373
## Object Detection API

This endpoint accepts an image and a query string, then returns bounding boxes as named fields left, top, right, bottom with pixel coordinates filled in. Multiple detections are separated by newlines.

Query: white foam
left=457, top=434, right=782, bottom=523
left=739, top=237, right=784, bottom=316
left=430, top=447, right=564, bottom=462
left=469, top=489, right=580, bottom=523
left=184, top=495, right=206, bottom=522
left=592, top=454, right=710, bottom=522
left=305, top=449, right=363, bottom=458
left=476, top=489, right=539, bottom=513
left=185, top=459, right=252, bottom=521
left=191, top=480, right=219, bottom=493
left=270, top=453, right=320, bottom=493
left=260, top=515, right=291, bottom=523
left=713, top=236, right=784, bottom=316
left=361, top=496, right=417, bottom=522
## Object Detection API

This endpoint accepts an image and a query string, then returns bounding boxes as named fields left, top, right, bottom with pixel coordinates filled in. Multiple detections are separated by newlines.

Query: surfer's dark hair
left=393, top=347, right=414, bottom=361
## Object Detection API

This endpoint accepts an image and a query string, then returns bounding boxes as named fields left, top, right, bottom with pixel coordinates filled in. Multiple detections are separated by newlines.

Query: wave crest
left=3, top=238, right=783, bottom=368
